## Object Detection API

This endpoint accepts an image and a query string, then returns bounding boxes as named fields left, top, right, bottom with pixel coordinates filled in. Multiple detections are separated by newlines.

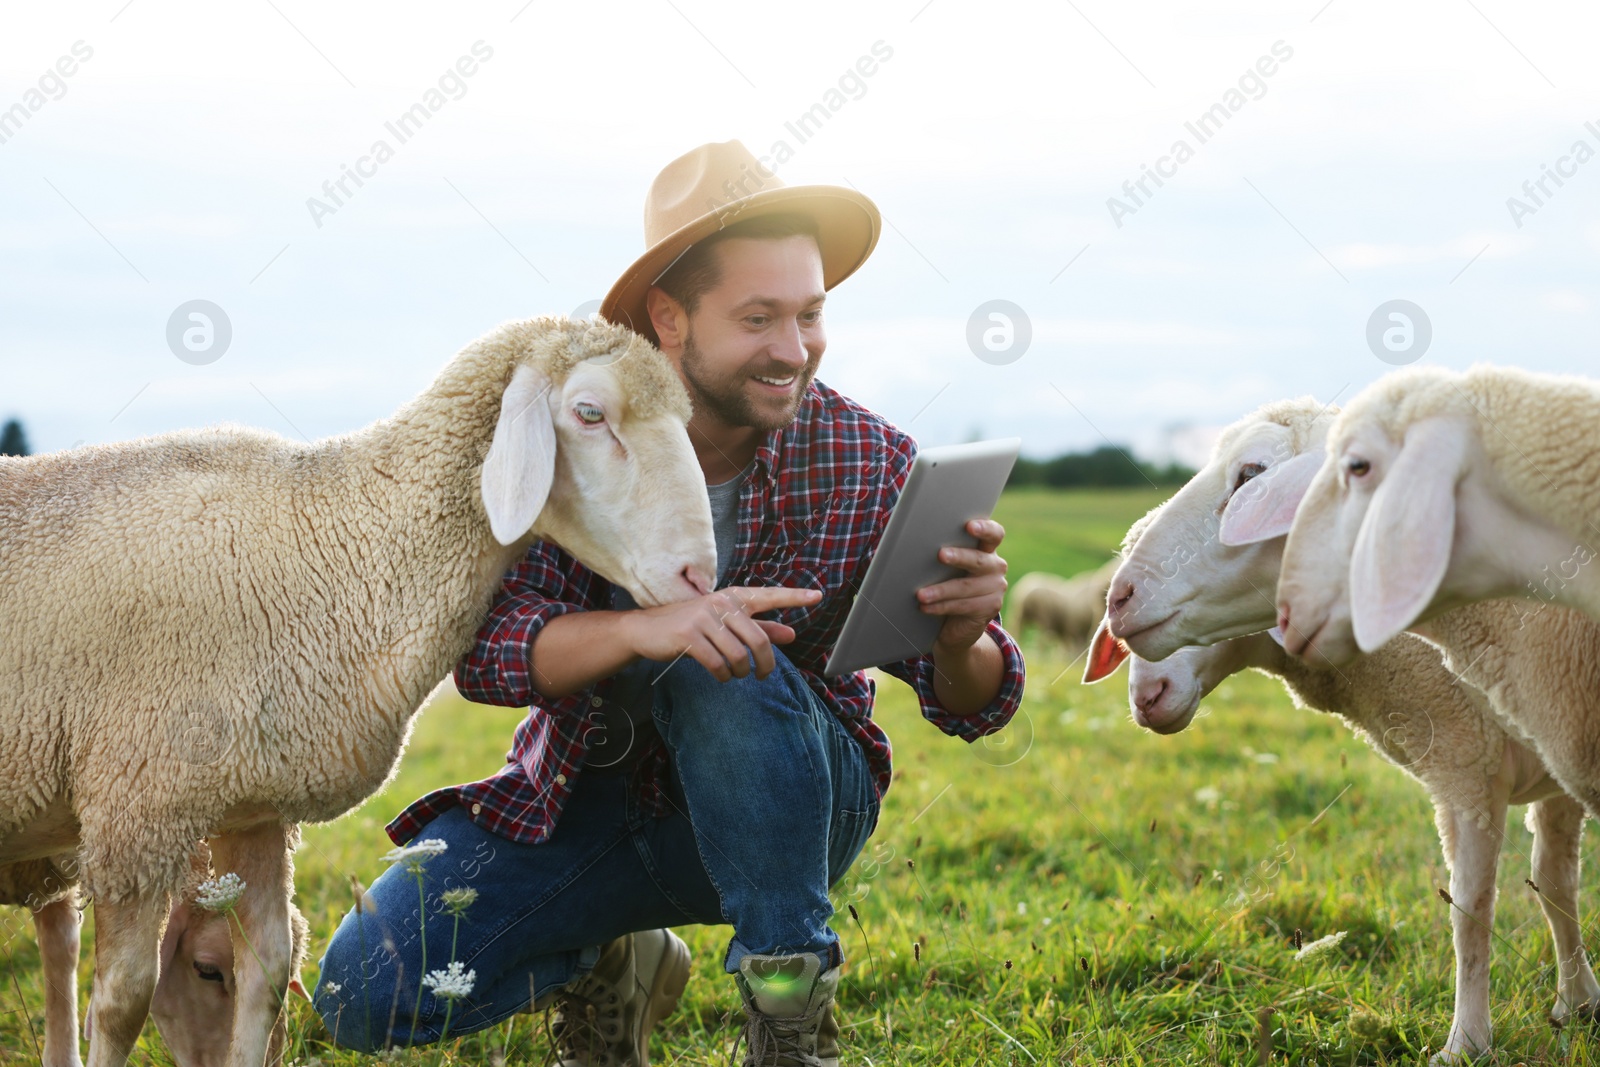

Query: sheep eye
left=194, top=962, right=224, bottom=983
left=1346, top=457, right=1372, bottom=477
left=574, top=402, right=604, bottom=425
left=1233, top=463, right=1266, bottom=491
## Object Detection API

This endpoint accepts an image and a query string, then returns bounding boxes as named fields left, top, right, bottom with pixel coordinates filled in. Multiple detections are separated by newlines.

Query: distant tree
left=1007, top=444, right=1193, bottom=489
left=0, top=419, right=28, bottom=457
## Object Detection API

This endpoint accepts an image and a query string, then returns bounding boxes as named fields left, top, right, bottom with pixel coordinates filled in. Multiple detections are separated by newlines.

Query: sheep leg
left=35, top=899, right=84, bottom=1067
left=84, top=893, right=169, bottom=1067
left=1432, top=799, right=1504, bottom=1065
left=1528, top=795, right=1600, bottom=1023
left=209, top=823, right=294, bottom=1067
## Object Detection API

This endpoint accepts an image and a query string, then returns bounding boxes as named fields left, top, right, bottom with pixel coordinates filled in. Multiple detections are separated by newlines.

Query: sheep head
left=1104, top=396, right=1333, bottom=660
left=480, top=317, right=716, bottom=606
left=1272, top=366, right=1564, bottom=665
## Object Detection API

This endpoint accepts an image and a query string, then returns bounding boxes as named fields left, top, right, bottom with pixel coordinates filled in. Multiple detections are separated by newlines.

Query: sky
left=3, top=0, right=1598, bottom=465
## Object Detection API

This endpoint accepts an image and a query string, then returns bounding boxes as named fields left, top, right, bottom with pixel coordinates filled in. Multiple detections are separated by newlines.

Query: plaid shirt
left=388, top=379, right=1026, bottom=846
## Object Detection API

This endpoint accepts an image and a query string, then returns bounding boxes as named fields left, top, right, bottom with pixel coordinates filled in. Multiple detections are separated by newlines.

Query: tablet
left=823, top=438, right=1021, bottom=677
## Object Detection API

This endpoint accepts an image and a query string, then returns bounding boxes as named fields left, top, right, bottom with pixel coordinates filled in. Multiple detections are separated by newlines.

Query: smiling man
left=313, top=141, right=1025, bottom=1066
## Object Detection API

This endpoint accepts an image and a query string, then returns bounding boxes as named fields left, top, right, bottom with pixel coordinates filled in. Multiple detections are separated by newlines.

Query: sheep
left=5, top=846, right=309, bottom=1067
left=1086, top=394, right=1600, bottom=1060
left=1085, top=625, right=1599, bottom=1063
left=1256, top=363, right=1600, bottom=666
left=1009, top=558, right=1119, bottom=655
left=1102, top=395, right=1336, bottom=660
left=0, top=316, right=718, bottom=1067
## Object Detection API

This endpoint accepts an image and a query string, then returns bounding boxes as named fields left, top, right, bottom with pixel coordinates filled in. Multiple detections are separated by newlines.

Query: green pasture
left=4, top=488, right=1596, bottom=1064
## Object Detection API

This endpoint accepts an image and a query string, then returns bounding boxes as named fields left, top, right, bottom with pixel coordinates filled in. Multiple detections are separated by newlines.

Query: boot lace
left=545, top=972, right=626, bottom=1067
left=732, top=1002, right=827, bottom=1067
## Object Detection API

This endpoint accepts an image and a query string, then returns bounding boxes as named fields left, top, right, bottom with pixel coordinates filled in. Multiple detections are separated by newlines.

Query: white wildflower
left=195, top=873, right=246, bottom=912
left=321, top=982, right=341, bottom=996
left=423, top=960, right=476, bottom=1000
left=381, top=839, right=448, bottom=867
left=1294, top=930, right=1348, bottom=962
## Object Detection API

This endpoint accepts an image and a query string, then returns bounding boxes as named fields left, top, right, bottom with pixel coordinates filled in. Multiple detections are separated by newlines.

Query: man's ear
left=645, top=286, right=688, bottom=353
left=1349, top=420, right=1464, bottom=652
left=1083, top=618, right=1130, bottom=683
left=1219, top=451, right=1326, bottom=546
left=481, top=364, right=557, bottom=546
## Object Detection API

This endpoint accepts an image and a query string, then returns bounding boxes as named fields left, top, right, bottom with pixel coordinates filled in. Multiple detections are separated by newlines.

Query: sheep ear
left=1219, top=451, right=1326, bottom=546
left=288, top=977, right=310, bottom=1001
left=482, top=364, right=557, bottom=546
left=1082, top=618, right=1130, bottom=683
left=1350, top=422, right=1462, bottom=652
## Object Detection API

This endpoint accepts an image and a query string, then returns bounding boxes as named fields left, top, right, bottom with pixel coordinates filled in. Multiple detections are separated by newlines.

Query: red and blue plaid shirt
left=387, top=379, right=1026, bottom=846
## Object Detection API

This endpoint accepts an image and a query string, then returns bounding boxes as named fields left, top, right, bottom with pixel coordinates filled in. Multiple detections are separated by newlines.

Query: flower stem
left=409, top=869, right=428, bottom=1043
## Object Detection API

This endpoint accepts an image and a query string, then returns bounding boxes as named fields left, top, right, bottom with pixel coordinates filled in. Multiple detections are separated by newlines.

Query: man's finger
left=920, top=594, right=1004, bottom=618
left=755, top=620, right=797, bottom=645
left=938, top=545, right=1006, bottom=573
left=704, top=621, right=752, bottom=679
left=726, top=585, right=823, bottom=614
left=688, top=638, right=734, bottom=683
left=723, top=611, right=777, bottom=678
left=920, top=575, right=1006, bottom=604
left=967, top=518, right=1005, bottom=553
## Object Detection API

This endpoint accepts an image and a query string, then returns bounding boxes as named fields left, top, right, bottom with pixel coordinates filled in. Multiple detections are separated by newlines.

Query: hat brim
left=600, top=185, right=881, bottom=346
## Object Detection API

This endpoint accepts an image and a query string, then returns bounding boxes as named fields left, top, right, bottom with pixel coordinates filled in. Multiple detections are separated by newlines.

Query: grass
left=4, top=488, right=1598, bottom=1064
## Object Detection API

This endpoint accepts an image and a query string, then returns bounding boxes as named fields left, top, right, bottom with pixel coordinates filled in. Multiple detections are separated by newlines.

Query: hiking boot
left=732, top=951, right=841, bottom=1067
left=548, top=928, right=691, bottom=1066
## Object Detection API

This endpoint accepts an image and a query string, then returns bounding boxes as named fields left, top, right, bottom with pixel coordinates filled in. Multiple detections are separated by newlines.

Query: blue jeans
left=312, top=649, right=879, bottom=1050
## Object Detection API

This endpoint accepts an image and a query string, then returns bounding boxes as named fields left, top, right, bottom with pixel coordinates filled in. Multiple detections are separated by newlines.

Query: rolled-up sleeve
left=453, top=544, right=601, bottom=712
left=879, top=617, right=1026, bottom=741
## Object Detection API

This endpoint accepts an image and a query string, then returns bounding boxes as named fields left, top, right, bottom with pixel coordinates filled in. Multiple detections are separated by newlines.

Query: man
left=314, top=140, right=1025, bottom=1065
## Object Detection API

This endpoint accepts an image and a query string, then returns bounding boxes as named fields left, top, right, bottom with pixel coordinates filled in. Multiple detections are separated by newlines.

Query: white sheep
left=4, top=846, right=309, bottom=1067
left=1085, top=394, right=1600, bottom=1060
left=0, top=316, right=717, bottom=1067
left=1257, top=363, right=1600, bottom=665
left=1010, top=558, right=1119, bottom=654
left=1087, top=626, right=1599, bottom=1063
left=1102, top=396, right=1335, bottom=661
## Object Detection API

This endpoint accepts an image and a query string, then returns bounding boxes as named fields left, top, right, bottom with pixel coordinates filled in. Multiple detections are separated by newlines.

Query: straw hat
left=600, top=140, right=881, bottom=345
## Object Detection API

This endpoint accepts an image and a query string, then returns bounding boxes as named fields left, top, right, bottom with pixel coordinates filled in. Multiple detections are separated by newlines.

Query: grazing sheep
left=1256, top=363, right=1600, bottom=665
left=1086, top=626, right=1599, bottom=1063
left=1010, top=559, right=1119, bottom=654
left=1103, top=396, right=1335, bottom=660
left=0, top=316, right=717, bottom=1067
left=5, top=846, right=309, bottom=1067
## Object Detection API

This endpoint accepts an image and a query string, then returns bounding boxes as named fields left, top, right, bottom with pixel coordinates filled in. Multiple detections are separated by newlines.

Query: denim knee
left=312, top=907, right=392, bottom=1052
left=654, top=647, right=814, bottom=730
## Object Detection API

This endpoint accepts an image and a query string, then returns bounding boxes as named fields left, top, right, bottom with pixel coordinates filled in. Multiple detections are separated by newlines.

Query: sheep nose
left=1108, top=578, right=1135, bottom=619
left=682, top=565, right=712, bottom=597
left=1277, top=604, right=1292, bottom=635
left=1135, top=679, right=1168, bottom=714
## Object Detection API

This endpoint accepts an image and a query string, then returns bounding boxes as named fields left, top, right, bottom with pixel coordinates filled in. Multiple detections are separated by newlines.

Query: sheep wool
left=1420, top=599, right=1600, bottom=819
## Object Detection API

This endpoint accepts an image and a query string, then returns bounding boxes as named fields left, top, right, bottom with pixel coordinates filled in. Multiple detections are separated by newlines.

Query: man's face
left=678, top=233, right=827, bottom=432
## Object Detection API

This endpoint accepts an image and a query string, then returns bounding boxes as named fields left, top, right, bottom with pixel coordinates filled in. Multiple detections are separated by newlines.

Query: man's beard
left=679, top=329, right=818, bottom=432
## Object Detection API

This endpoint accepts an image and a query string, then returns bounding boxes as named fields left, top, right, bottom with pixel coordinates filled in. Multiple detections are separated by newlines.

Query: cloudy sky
left=3, top=0, right=1597, bottom=464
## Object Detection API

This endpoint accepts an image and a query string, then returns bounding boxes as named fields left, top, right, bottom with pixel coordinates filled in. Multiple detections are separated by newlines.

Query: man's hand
left=918, top=518, right=1008, bottom=653
left=622, top=586, right=823, bottom=683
